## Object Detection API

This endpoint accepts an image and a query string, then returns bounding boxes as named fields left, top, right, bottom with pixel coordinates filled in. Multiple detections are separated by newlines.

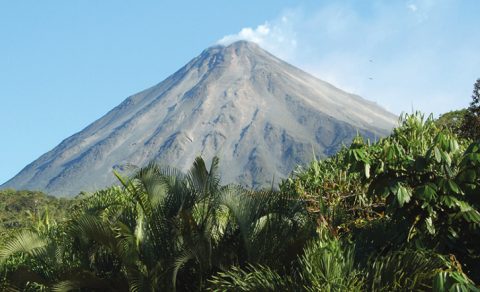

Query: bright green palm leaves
left=209, top=228, right=360, bottom=292
left=0, top=156, right=312, bottom=291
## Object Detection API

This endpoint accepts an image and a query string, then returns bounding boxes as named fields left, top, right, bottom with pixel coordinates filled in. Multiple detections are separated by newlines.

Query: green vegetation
left=436, top=108, right=467, bottom=135
left=461, top=79, right=480, bottom=141
left=2, top=105, right=480, bottom=291
left=282, top=112, right=480, bottom=290
left=437, top=79, right=480, bottom=140
left=0, top=189, right=72, bottom=239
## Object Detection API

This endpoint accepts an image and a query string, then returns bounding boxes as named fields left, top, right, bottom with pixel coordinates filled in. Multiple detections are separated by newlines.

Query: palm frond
left=207, top=264, right=295, bottom=291
left=299, top=236, right=364, bottom=291
left=0, top=230, right=47, bottom=262
left=365, top=249, right=447, bottom=291
left=52, top=270, right=125, bottom=292
left=433, top=271, right=479, bottom=292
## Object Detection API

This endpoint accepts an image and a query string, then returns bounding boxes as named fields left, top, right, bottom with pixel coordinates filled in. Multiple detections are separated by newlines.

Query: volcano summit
left=2, top=41, right=397, bottom=196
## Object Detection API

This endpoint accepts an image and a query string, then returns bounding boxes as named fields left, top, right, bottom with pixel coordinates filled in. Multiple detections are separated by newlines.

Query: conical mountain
left=2, top=41, right=397, bottom=196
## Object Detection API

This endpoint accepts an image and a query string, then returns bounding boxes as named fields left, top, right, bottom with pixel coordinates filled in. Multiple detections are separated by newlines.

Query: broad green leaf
left=461, top=209, right=480, bottom=223
left=455, top=200, right=474, bottom=212
left=434, top=146, right=442, bottom=163
left=441, top=151, right=451, bottom=166
left=447, top=180, right=461, bottom=195
left=386, top=146, right=395, bottom=161
left=396, top=185, right=411, bottom=207
left=354, top=149, right=367, bottom=161
left=425, top=217, right=435, bottom=234
left=444, top=164, right=455, bottom=178
left=440, top=195, right=458, bottom=208
left=449, top=139, right=459, bottom=152
left=415, top=184, right=437, bottom=201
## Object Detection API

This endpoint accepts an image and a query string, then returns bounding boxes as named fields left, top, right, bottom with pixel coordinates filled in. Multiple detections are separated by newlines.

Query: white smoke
left=216, top=17, right=297, bottom=61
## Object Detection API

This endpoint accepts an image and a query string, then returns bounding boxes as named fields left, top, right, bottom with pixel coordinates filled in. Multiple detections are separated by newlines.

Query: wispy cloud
left=217, top=24, right=271, bottom=45
left=216, top=2, right=480, bottom=116
left=407, top=4, right=418, bottom=12
left=216, top=15, right=298, bottom=61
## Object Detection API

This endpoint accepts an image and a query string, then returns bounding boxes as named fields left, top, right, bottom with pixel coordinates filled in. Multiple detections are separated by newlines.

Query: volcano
left=2, top=41, right=397, bottom=196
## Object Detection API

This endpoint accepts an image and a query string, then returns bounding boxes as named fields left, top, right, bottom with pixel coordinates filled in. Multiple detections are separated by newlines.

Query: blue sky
left=1, top=0, right=479, bottom=184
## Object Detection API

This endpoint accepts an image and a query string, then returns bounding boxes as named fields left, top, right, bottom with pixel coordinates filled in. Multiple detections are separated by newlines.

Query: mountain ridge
left=2, top=40, right=397, bottom=196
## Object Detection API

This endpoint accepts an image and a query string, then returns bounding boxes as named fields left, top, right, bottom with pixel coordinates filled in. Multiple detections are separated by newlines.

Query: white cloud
left=216, top=2, right=480, bottom=116
left=216, top=15, right=297, bottom=60
left=407, top=4, right=418, bottom=12
left=406, top=0, right=438, bottom=22
left=217, top=23, right=271, bottom=45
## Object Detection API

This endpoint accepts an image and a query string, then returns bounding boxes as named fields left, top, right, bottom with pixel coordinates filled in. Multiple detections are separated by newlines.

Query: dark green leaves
left=415, top=184, right=437, bottom=202
left=447, top=180, right=461, bottom=195
left=345, top=112, right=480, bottom=283
left=457, top=169, right=477, bottom=183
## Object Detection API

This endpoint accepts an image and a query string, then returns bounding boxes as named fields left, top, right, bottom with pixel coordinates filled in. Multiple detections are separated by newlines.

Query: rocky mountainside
left=2, top=41, right=397, bottom=196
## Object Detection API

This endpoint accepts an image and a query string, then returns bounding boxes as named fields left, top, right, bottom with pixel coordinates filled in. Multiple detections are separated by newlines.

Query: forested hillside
left=0, top=190, right=72, bottom=239
left=0, top=112, right=478, bottom=291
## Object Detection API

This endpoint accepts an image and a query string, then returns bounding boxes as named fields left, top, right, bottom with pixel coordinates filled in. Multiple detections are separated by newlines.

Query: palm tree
left=0, top=156, right=314, bottom=291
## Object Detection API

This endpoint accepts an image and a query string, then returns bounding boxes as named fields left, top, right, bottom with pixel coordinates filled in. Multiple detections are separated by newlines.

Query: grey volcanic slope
left=2, top=41, right=397, bottom=196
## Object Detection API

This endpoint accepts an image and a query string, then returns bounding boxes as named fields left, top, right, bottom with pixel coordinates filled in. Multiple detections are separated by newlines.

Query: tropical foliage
left=436, top=109, right=467, bottom=136
left=1, top=113, right=479, bottom=291
left=0, top=189, right=72, bottom=240
left=461, top=78, right=480, bottom=140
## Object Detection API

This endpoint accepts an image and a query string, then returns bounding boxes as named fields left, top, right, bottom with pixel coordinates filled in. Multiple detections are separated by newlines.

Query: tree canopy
left=461, top=79, right=480, bottom=140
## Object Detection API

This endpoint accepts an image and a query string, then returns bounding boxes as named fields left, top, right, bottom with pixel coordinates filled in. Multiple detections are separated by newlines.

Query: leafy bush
left=282, top=112, right=480, bottom=287
left=347, top=113, right=480, bottom=279
left=461, top=79, right=480, bottom=140
left=436, top=109, right=467, bottom=136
